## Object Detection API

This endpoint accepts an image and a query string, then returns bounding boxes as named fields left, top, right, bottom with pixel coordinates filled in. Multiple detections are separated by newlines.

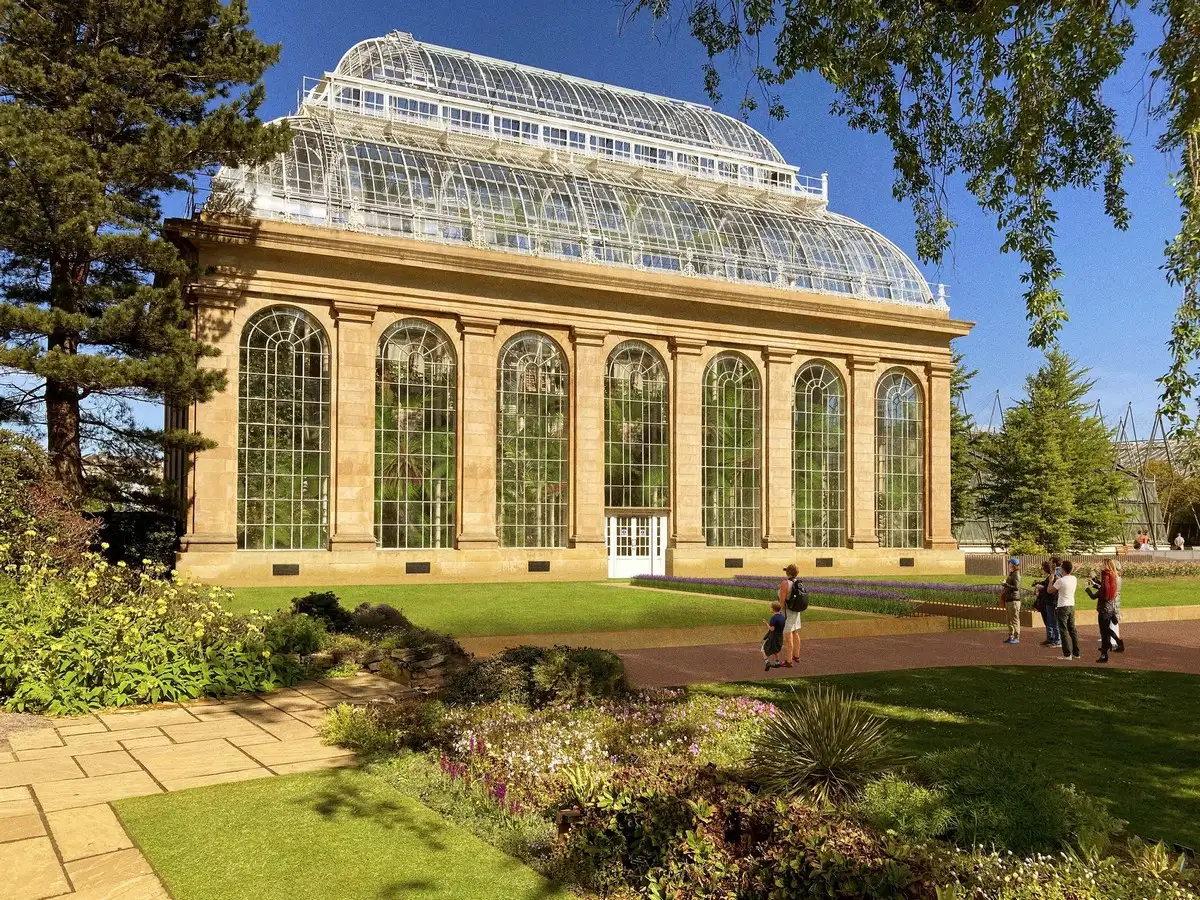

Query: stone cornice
left=669, top=336, right=706, bottom=356
left=926, top=360, right=956, bottom=378
left=848, top=355, right=881, bottom=372
left=458, top=315, right=499, bottom=338
left=168, top=217, right=974, bottom=341
left=331, top=299, right=378, bottom=324
left=762, top=347, right=795, bottom=365
left=188, top=282, right=242, bottom=310
left=571, top=327, right=608, bottom=348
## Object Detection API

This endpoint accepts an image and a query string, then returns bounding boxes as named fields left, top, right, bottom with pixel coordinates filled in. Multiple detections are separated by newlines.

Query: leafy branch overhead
left=628, top=0, right=1200, bottom=422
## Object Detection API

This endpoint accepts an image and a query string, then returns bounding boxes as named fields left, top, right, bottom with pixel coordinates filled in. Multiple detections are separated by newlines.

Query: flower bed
left=630, top=574, right=921, bottom=617
left=735, top=574, right=1002, bottom=597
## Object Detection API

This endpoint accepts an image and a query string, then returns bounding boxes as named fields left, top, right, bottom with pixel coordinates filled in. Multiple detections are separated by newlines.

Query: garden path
left=620, top=619, right=1200, bottom=688
left=0, top=673, right=408, bottom=900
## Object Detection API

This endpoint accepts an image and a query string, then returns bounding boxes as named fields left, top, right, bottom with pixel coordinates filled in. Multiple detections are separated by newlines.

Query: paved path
left=0, top=674, right=406, bottom=900
left=621, top=619, right=1200, bottom=688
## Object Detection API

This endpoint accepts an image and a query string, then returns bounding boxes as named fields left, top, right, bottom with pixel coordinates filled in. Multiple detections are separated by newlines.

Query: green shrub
left=857, top=774, right=953, bottom=842
left=291, top=591, right=352, bottom=632
left=0, top=544, right=298, bottom=714
left=443, top=645, right=627, bottom=708
left=320, top=700, right=449, bottom=753
left=264, top=612, right=328, bottom=656
left=349, top=601, right=412, bottom=634
left=320, top=704, right=398, bottom=753
left=913, top=744, right=1123, bottom=855
left=746, top=685, right=900, bottom=806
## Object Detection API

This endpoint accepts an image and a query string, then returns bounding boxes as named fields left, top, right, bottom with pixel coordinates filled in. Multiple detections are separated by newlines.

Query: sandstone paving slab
left=290, top=707, right=329, bottom=728
left=46, top=803, right=133, bottom=861
left=57, top=723, right=108, bottom=737
left=66, top=847, right=156, bottom=894
left=0, top=836, right=70, bottom=900
left=33, top=770, right=161, bottom=813
left=70, top=872, right=169, bottom=900
left=293, top=682, right=356, bottom=705
left=188, top=709, right=243, bottom=723
left=130, top=737, right=262, bottom=783
left=269, top=754, right=357, bottom=776
left=0, top=756, right=84, bottom=789
left=234, top=706, right=317, bottom=741
left=159, top=766, right=276, bottom=793
left=7, top=729, right=63, bottom=752
left=119, top=735, right=171, bottom=750
left=0, top=786, right=45, bottom=843
left=319, top=674, right=407, bottom=700
left=243, top=736, right=355, bottom=768
left=15, top=728, right=162, bottom=761
left=256, top=687, right=328, bottom=712
left=159, top=716, right=267, bottom=744
left=99, top=707, right=197, bottom=732
left=75, top=750, right=142, bottom=778
left=228, top=732, right=282, bottom=748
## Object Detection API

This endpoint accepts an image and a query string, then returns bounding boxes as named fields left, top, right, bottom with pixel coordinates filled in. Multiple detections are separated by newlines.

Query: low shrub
left=348, top=601, right=412, bottom=633
left=912, top=744, right=1124, bottom=856
left=746, top=684, right=900, bottom=806
left=264, top=612, right=328, bottom=656
left=0, top=543, right=298, bottom=714
left=320, top=700, right=449, bottom=753
left=0, top=432, right=98, bottom=565
left=290, top=591, right=352, bottom=632
left=857, top=774, right=954, bottom=842
left=443, top=645, right=627, bottom=708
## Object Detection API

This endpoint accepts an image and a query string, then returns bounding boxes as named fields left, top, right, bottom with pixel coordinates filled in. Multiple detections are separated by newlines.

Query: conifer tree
left=0, top=0, right=288, bottom=499
left=949, top=349, right=979, bottom=528
left=982, top=351, right=1123, bottom=553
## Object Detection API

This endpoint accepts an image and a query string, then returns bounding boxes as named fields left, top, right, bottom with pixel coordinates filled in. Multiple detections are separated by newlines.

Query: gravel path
left=0, top=709, right=52, bottom=753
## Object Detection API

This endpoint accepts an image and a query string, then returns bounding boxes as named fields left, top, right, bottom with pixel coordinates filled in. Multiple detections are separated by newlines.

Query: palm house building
left=167, top=31, right=972, bottom=586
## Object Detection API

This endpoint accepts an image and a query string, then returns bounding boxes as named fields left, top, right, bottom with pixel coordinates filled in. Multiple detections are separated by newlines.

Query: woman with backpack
left=778, top=563, right=807, bottom=667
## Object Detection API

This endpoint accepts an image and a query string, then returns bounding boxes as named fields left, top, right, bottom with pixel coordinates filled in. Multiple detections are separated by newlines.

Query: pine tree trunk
left=46, top=376, right=84, bottom=499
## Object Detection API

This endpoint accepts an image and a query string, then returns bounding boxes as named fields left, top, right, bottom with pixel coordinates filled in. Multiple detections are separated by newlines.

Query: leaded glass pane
left=375, top=319, right=457, bottom=549
left=793, top=363, right=846, bottom=548
left=497, top=332, right=569, bottom=547
left=605, top=342, right=669, bottom=509
left=876, top=370, right=924, bottom=548
left=703, top=353, right=761, bottom=547
left=237, top=307, right=330, bottom=550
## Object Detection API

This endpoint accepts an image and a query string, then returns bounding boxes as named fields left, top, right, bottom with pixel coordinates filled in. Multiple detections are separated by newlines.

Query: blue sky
left=220, top=0, right=1177, bottom=434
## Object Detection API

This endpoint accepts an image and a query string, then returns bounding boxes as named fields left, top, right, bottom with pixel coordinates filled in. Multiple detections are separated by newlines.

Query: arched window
left=238, top=307, right=330, bottom=550
left=876, top=370, right=925, bottom=548
left=375, top=320, right=457, bottom=549
left=497, top=332, right=569, bottom=547
left=794, top=363, right=846, bottom=547
left=605, top=342, right=669, bottom=509
left=703, top=353, right=761, bottom=547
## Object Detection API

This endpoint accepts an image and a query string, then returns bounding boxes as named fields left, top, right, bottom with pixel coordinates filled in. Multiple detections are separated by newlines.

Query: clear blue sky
left=222, top=0, right=1177, bottom=434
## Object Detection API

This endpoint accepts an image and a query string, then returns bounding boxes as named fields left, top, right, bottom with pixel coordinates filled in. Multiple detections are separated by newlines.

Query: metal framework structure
left=237, top=307, right=331, bottom=550
left=703, top=353, right=762, bottom=548
left=793, top=362, right=846, bottom=547
left=604, top=341, right=670, bottom=509
left=875, top=370, right=924, bottom=549
left=497, top=332, right=570, bottom=548
left=209, top=32, right=947, bottom=311
left=375, top=319, right=457, bottom=549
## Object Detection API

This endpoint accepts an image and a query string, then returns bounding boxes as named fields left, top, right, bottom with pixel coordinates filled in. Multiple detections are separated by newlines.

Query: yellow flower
left=262, top=650, right=271, bottom=659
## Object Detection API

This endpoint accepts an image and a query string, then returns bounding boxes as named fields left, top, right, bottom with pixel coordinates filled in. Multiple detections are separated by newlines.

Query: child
left=762, top=601, right=786, bottom=671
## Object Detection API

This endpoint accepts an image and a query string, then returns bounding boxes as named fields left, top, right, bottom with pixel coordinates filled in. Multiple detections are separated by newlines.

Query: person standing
left=778, top=563, right=804, bottom=666
left=1095, top=558, right=1126, bottom=662
left=1174, top=533, right=1186, bottom=551
left=1048, top=559, right=1080, bottom=659
left=1034, top=560, right=1061, bottom=647
left=761, top=601, right=786, bottom=671
left=1001, top=557, right=1022, bottom=644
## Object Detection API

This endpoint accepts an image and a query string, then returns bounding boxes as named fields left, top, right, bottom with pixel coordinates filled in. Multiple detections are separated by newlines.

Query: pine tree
left=949, top=348, right=979, bottom=528
left=0, top=1, right=289, bottom=499
left=981, top=351, right=1124, bottom=553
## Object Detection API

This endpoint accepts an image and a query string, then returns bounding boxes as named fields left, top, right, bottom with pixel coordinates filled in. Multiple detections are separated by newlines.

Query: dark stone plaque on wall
left=899, top=557, right=916, bottom=567
left=272, top=564, right=300, bottom=576
left=406, top=561, right=431, bottom=574
left=724, top=558, right=744, bottom=569
left=815, top=557, right=834, bottom=568
left=528, top=560, right=551, bottom=573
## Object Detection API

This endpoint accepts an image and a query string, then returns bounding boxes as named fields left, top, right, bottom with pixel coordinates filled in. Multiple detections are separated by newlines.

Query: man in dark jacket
left=1002, top=557, right=1022, bottom=644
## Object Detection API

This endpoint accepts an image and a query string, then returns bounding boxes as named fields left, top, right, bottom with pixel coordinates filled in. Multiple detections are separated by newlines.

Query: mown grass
left=226, top=581, right=863, bottom=637
left=698, top=666, right=1200, bottom=849
left=114, top=769, right=570, bottom=900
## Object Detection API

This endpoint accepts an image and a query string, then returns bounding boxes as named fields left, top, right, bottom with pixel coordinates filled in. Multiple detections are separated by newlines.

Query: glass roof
left=333, top=31, right=786, bottom=165
left=209, top=110, right=941, bottom=308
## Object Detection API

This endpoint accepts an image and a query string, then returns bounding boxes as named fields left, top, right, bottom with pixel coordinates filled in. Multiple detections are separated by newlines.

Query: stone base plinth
left=664, top=546, right=966, bottom=579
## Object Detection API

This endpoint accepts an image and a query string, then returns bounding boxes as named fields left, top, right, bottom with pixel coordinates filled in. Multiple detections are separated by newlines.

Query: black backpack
left=786, top=578, right=809, bottom=613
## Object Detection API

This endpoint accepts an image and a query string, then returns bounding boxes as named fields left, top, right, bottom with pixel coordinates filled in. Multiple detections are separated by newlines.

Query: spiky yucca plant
left=747, top=684, right=900, bottom=806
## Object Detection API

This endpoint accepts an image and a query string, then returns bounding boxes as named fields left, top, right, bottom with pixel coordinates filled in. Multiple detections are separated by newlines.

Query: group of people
left=1131, top=530, right=1188, bottom=551
left=1002, top=556, right=1126, bottom=663
left=761, top=563, right=806, bottom=670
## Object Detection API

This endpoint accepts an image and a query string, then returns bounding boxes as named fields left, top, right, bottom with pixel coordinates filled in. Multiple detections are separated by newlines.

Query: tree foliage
left=980, top=350, right=1123, bottom=553
left=0, top=0, right=289, bottom=498
left=949, top=348, right=979, bottom=527
left=626, top=0, right=1200, bottom=423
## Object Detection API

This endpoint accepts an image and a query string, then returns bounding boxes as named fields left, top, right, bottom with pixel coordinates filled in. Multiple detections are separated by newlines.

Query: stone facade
left=168, top=217, right=971, bottom=586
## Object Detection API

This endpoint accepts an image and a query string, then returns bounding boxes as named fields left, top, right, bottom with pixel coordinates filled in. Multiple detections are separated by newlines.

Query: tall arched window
left=238, top=307, right=330, bottom=550
left=794, top=363, right=846, bottom=547
left=497, top=332, right=569, bottom=547
left=876, top=369, right=925, bottom=548
left=605, top=341, right=670, bottom=509
left=375, top=319, right=457, bottom=549
left=703, top=352, right=761, bottom=547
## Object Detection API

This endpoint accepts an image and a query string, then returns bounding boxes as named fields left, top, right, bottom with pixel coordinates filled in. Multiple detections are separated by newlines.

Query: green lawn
left=699, top=667, right=1200, bottom=848
left=115, top=769, right=569, bottom=900
left=228, top=581, right=861, bottom=637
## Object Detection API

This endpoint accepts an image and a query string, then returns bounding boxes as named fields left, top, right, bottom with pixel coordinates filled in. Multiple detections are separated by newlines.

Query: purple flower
left=688, top=743, right=701, bottom=756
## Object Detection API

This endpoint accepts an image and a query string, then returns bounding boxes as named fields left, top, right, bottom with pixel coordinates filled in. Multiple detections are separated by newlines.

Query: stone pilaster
left=926, top=361, right=957, bottom=549
left=572, top=328, right=608, bottom=548
left=848, top=356, right=880, bottom=549
left=669, top=337, right=706, bottom=547
left=180, top=285, right=240, bottom=553
left=763, top=347, right=796, bottom=548
left=457, top=316, right=500, bottom=548
left=330, top=300, right=378, bottom=551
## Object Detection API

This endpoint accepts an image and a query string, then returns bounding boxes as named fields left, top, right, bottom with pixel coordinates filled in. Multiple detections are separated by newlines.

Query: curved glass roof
left=210, top=110, right=940, bottom=308
left=334, top=31, right=786, bottom=165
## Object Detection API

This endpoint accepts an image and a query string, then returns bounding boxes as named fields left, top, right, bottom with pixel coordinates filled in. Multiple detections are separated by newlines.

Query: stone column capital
left=331, top=299, right=378, bottom=324
left=571, top=327, right=608, bottom=348
left=762, top=347, right=795, bottom=366
left=669, top=336, right=706, bottom=357
left=926, top=360, right=956, bottom=379
left=459, top=316, right=499, bottom=337
left=848, top=355, right=880, bottom=373
left=188, top=282, right=242, bottom=310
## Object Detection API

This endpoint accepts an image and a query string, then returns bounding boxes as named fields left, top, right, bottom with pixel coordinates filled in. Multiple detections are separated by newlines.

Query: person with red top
left=1091, top=558, right=1126, bottom=663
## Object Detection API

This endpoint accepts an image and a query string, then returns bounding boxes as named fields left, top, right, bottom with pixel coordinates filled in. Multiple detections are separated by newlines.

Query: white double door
left=606, top=515, right=667, bottom=578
